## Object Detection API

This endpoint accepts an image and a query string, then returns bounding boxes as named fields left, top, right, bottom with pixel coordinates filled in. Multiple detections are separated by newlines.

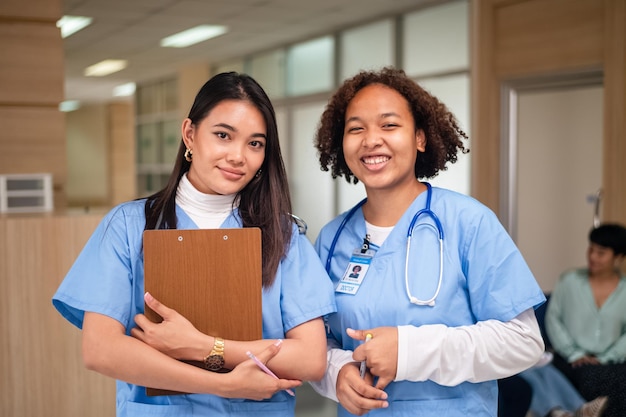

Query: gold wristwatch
left=203, top=337, right=225, bottom=371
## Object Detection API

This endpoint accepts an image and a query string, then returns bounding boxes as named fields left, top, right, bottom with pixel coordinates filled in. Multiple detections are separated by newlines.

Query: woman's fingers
left=144, top=292, right=173, bottom=320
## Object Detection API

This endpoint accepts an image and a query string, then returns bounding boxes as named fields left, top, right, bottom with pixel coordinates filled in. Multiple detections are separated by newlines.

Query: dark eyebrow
left=345, top=116, right=362, bottom=124
left=346, top=113, right=400, bottom=123
left=213, top=123, right=267, bottom=139
left=213, top=123, right=237, bottom=131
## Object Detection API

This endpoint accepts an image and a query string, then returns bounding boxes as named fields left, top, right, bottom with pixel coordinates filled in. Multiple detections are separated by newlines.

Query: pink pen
left=246, top=351, right=295, bottom=396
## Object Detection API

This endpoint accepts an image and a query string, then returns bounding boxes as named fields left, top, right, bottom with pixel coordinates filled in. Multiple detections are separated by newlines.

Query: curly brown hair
left=315, top=67, right=469, bottom=184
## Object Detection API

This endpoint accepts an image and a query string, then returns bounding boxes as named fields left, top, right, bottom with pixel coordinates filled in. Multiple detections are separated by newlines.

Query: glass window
left=249, top=49, right=286, bottom=99
left=135, top=78, right=180, bottom=196
left=163, top=79, right=178, bottom=112
left=417, top=73, right=470, bottom=195
left=340, top=19, right=395, bottom=81
left=275, top=108, right=290, bottom=174
left=403, top=0, right=469, bottom=76
left=162, top=119, right=181, bottom=165
left=290, top=101, right=334, bottom=242
left=137, top=83, right=157, bottom=115
left=137, top=122, right=159, bottom=165
left=214, top=59, right=245, bottom=75
left=137, top=173, right=167, bottom=196
left=287, top=36, right=334, bottom=96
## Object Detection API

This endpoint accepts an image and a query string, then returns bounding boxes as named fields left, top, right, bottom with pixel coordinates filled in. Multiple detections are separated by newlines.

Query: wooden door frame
left=470, top=0, right=625, bottom=226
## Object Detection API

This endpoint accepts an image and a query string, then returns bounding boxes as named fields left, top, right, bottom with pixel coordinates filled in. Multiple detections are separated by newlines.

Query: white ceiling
left=62, top=0, right=445, bottom=104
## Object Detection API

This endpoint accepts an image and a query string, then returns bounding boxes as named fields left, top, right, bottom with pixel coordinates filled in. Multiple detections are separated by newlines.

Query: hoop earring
left=184, top=148, right=193, bottom=162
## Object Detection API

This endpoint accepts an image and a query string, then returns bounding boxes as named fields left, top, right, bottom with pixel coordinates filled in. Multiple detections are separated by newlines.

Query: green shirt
left=545, top=267, right=626, bottom=364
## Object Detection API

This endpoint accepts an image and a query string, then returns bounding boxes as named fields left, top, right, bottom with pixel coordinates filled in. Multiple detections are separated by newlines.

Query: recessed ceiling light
left=160, top=25, right=228, bottom=48
left=84, top=60, right=128, bottom=77
left=59, top=100, right=81, bottom=112
left=56, top=15, right=93, bottom=38
left=113, top=82, right=136, bottom=97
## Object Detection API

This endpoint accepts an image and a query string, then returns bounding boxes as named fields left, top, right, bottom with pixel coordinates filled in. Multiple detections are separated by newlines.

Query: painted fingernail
left=274, top=339, right=283, bottom=347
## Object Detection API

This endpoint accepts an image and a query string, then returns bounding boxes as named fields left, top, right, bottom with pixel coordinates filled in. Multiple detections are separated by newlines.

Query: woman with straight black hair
left=53, top=72, right=336, bottom=417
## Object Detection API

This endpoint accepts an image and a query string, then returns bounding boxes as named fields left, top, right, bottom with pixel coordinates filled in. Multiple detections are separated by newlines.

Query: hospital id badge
left=336, top=249, right=374, bottom=295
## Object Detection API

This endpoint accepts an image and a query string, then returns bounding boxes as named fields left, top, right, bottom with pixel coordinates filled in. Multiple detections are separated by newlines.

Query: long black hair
left=144, top=72, right=293, bottom=287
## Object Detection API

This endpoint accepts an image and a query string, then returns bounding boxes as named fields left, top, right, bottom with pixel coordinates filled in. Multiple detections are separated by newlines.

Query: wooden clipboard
left=143, top=228, right=263, bottom=396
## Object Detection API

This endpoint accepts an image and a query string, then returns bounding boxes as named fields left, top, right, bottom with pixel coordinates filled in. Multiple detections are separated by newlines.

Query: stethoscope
left=290, top=213, right=308, bottom=235
left=325, top=182, right=444, bottom=307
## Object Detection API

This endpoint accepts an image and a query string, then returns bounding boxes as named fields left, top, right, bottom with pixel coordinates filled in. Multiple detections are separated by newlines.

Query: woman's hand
left=221, top=340, right=302, bottom=400
left=572, top=355, right=600, bottom=368
left=336, top=362, right=388, bottom=415
left=348, top=327, right=398, bottom=390
left=131, top=292, right=207, bottom=360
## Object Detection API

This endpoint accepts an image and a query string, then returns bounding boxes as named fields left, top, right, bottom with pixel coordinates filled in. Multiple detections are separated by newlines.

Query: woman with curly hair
left=310, top=67, right=546, bottom=416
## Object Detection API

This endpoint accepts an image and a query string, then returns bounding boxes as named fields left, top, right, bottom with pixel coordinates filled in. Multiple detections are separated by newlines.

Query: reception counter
left=0, top=212, right=115, bottom=417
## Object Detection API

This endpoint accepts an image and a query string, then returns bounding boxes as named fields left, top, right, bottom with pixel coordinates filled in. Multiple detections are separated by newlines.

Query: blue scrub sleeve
left=52, top=205, right=142, bottom=330
left=462, top=207, right=545, bottom=322
left=279, top=229, right=337, bottom=333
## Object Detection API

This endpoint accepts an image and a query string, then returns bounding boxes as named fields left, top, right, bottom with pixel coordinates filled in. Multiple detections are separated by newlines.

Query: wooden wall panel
left=0, top=0, right=66, bottom=208
left=0, top=22, right=64, bottom=105
left=0, top=107, right=67, bottom=209
left=603, top=0, right=626, bottom=224
left=470, top=0, right=501, bottom=211
left=494, top=0, right=604, bottom=76
left=0, top=0, right=61, bottom=20
left=0, top=214, right=115, bottom=417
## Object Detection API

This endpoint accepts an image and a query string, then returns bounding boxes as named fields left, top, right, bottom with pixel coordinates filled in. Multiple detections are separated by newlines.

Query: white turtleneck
left=175, top=174, right=236, bottom=229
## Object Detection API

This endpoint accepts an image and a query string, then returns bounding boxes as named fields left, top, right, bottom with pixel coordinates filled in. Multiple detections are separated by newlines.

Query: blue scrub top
left=316, top=186, right=545, bottom=417
left=52, top=199, right=337, bottom=417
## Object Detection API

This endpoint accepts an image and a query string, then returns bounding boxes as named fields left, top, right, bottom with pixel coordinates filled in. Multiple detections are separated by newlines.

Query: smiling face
left=587, top=242, right=620, bottom=276
left=342, top=83, right=425, bottom=195
left=182, top=99, right=266, bottom=195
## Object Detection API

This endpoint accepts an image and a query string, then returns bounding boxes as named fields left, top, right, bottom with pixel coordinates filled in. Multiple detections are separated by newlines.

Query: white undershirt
left=175, top=173, right=236, bottom=229
left=365, top=221, right=393, bottom=246
left=310, top=309, right=544, bottom=402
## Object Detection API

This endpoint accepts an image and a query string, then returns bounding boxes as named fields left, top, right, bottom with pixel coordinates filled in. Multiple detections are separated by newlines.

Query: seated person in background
left=545, top=223, right=626, bottom=417
left=518, top=352, right=607, bottom=417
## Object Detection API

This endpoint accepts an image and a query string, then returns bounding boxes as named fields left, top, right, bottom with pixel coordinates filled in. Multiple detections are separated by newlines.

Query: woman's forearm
left=222, top=318, right=328, bottom=381
left=83, top=312, right=227, bottom=395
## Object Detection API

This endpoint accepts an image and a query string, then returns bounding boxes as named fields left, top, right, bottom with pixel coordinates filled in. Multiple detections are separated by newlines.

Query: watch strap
left=203, top=337, right=225, bottom=371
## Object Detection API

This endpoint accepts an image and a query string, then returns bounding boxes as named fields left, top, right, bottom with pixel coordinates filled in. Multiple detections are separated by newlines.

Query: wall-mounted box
left=0, top=173, right=53, bottom=213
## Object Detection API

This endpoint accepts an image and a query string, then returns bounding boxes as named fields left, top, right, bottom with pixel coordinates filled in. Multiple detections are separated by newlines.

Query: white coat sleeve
left=395, top=308, right=544, bottom=386
left=309, top=339, right=354, bottom=402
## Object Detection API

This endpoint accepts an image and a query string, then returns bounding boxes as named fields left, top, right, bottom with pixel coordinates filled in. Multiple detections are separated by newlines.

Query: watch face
left=205, top=354, right=225, bottom=371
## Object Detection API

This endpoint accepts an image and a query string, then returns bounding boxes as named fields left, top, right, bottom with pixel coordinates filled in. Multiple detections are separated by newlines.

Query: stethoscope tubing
left=325, top=182, right=444, bottom=306
left=325, top=198, right=367, bottom=273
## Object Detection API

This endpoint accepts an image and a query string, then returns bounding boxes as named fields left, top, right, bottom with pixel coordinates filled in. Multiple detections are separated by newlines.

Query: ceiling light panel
left=160, top=25, right=228, bottom=48
left=84, top=59, right=128, bottom=77
left=57, top=15, right=93, bottom=38
left=113, top=82, right=136, bottom=97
